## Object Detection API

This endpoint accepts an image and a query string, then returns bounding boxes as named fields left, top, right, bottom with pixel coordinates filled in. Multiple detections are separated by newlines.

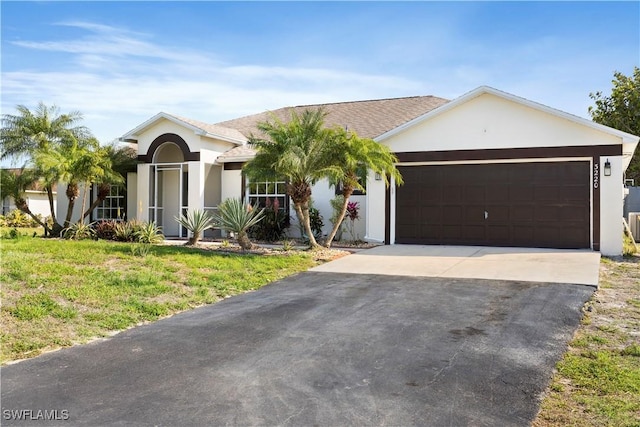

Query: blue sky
left=1, top=1, right=638, bottom=146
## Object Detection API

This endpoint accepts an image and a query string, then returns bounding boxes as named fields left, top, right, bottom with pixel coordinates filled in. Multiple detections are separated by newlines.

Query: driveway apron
left=1, top=246, right=596, bottom=426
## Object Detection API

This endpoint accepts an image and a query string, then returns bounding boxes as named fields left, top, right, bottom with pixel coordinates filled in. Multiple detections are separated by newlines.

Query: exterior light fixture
left=604, top=159, right=611, bottom=176
left=375, top=172, right=382, bottom=181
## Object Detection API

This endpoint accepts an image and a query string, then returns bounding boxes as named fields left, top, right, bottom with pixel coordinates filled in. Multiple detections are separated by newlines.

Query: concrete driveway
left=1, top=246, right=597, bottom=426
left=314, top=244, right=601, bottom=286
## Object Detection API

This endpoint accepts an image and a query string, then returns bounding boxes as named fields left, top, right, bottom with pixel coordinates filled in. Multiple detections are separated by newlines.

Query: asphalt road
left=1, top=272, right=593, bottom=426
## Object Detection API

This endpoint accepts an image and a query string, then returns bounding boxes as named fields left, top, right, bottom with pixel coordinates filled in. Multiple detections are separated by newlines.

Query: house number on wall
left=593, top=163, right=599, bottom=189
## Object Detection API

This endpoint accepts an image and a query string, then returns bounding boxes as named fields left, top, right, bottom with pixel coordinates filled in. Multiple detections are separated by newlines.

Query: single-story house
left=60, top=86, right=640, bottom=255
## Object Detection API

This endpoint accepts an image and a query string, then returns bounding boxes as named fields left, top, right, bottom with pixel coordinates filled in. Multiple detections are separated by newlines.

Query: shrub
left=213, top=198, right=264, bottom=251
left=114, top=220, right=139, bottom=242
left=2, top=209, right=39, bottom=228
left=175, top=209, right=214, bottom=245
left=309, top=207, right=324, bottom=240
left=345, top=201, right=360, bottom=241
left=62, top=222, right=96, bottom=240
left=134, top=221, right=164, bottom=244
left=249, top=198, right=289, bottom=242
left=94, top=220, right=118, bottom=240
left=1, top=228, right=21, bottom=239
left=623, top=233, right=638, bottom=256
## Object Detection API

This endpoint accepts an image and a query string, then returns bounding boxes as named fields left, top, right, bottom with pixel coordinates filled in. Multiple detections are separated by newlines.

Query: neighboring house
left=62, top=86, right=640, bottom=255
left=1, top=169, right=57, bottom=218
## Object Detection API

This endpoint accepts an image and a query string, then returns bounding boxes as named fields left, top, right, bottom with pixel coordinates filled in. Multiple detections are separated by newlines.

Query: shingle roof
left=168, top=114, right=247, bottom=142
left=215, top=95, right=450, bottom=140
left=216, top=144, right=257, bottom=163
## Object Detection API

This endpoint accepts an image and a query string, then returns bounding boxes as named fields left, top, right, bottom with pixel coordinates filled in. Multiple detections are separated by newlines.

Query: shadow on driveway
left=1, top=272, right=593, bottom=426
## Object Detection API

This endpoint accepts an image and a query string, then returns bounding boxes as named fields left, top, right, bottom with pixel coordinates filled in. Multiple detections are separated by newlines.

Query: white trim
left=396, top=156, right=592, bottom=167
left=376, top=86, right=640, bottom=145
left=390, top=174, right=396, bottom=245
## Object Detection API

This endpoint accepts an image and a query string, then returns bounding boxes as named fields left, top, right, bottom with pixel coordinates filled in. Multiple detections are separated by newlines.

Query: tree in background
left=589, top=67, right=640, bottom=183
left=1, top=103, right=90, bottom=233
left=1, top=103, right=135, bottom=234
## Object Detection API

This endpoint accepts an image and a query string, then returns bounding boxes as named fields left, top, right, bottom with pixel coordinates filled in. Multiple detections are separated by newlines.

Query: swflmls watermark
left=2, top=409, right=70, bottom=421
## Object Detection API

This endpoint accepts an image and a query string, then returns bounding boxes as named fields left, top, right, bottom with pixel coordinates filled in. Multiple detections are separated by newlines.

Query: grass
left=0, top=235, right=319, bottom=364
left=534, top=255, right=640, bottom=427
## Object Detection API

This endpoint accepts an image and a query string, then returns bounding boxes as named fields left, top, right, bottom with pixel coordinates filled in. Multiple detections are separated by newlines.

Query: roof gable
left=377, top=86, right=640, bottom=145
left=120, top=112, right=246, bottom=145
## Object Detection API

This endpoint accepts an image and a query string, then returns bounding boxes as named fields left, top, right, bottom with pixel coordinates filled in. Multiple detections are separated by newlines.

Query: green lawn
left=0, top=236, right=317, bottom=364
left=534, top=255, right=640, bottom=427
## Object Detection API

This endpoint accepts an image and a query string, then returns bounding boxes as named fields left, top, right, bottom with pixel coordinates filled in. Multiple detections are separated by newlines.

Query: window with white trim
left=94, top=185, right=126, bottom=220
left=246, top=179, right=288, bottom=212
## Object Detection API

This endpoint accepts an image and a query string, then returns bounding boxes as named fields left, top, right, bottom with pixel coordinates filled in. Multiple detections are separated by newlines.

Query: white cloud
left=2, top=21, right=427, bottom=143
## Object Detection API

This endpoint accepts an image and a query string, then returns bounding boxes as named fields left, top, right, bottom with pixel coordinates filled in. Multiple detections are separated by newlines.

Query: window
left=334, top=169, right=368, bottom=196
left=246, top=179, right=288, bottom=212
left=94, top=185, right=126, bottom=220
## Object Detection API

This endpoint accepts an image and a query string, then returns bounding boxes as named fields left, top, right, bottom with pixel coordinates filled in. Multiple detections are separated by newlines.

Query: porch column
left=137, top=163, right=150, bottom=222
left=188, top=161, right=205, bottom=212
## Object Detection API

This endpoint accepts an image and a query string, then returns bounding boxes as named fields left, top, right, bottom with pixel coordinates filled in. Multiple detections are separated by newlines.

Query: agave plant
left=213, top=198, right=264, bottom=251
left=175, top=209, right=214, bottom=245
left=134, top=221, right=164, bottom=244
left=62, top=222, right=96, bottom=240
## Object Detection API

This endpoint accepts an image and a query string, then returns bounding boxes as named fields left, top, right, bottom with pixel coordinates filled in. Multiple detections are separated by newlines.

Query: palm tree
left=323, top=128, right=404, bottom=248
left=81, top=143, right=134, bottom=221
left=244, top=108, right=334, bottom=249
left=34, top=136, right=101, bottom=227
left=1, top=103, right=91, bottom=234
left=0, top=168, right=47, bottom=230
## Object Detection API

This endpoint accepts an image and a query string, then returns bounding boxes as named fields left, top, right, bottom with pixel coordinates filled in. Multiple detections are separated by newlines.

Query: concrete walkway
left=312, top=245, right=601, bottom=286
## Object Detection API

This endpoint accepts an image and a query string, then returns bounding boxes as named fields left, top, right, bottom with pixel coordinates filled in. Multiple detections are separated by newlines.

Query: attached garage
left=395, top=161, right=591, bottom=249
left=364, top=86, right=639, bottom=256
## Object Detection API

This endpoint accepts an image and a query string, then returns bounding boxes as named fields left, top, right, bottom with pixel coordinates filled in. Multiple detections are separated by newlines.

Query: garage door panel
left=486, top=206, right=510, bottom=222
left=511, top=206, right=533, bottom=221
left=464, top=206, right=486, bottom=222
left=420, top=224, right=442, bottom=239
left=420, top=187, right=441, bottom=202
left=486, top=185, right=509, bottom=202
left=442, top=186, right=464, bottom=203
left=442, top=206, right=463, bottom=224
left=511, top=186, right=534, bottom=202
left=396, top=162, right=590, bottom=249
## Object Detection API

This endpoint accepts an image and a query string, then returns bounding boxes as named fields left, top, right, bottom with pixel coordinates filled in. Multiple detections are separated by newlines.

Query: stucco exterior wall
left=221, top=169, right=243, bottom=202
left=599, top=156, right=624, bottom=255
left=135, top=119, right=237, bottom=162
left=384, top=93, right=621, bottom=153
left=366, top=170, right=389, bottom=243
left=126, top=172, right=138, bottom=221
left=137, top=164, right=150, bottom=222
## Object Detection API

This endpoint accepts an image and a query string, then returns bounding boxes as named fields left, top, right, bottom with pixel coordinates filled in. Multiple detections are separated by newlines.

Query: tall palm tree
left=323, top=128, right=404, bottom=248
left=244, top=108, right=335, bottom=249
left=1, top=102, right=91, bottom=233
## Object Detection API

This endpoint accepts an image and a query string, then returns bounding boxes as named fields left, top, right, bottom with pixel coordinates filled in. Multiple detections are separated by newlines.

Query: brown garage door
left=395, top=161, right=591, bottom=249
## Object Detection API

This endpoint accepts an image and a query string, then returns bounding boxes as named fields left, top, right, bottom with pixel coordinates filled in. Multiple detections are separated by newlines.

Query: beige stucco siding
left=384, top=93, right=621, bottom=153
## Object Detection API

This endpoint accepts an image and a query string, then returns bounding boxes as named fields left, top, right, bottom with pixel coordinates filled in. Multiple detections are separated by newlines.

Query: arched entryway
left=148, top=139, right=190, bottom=238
